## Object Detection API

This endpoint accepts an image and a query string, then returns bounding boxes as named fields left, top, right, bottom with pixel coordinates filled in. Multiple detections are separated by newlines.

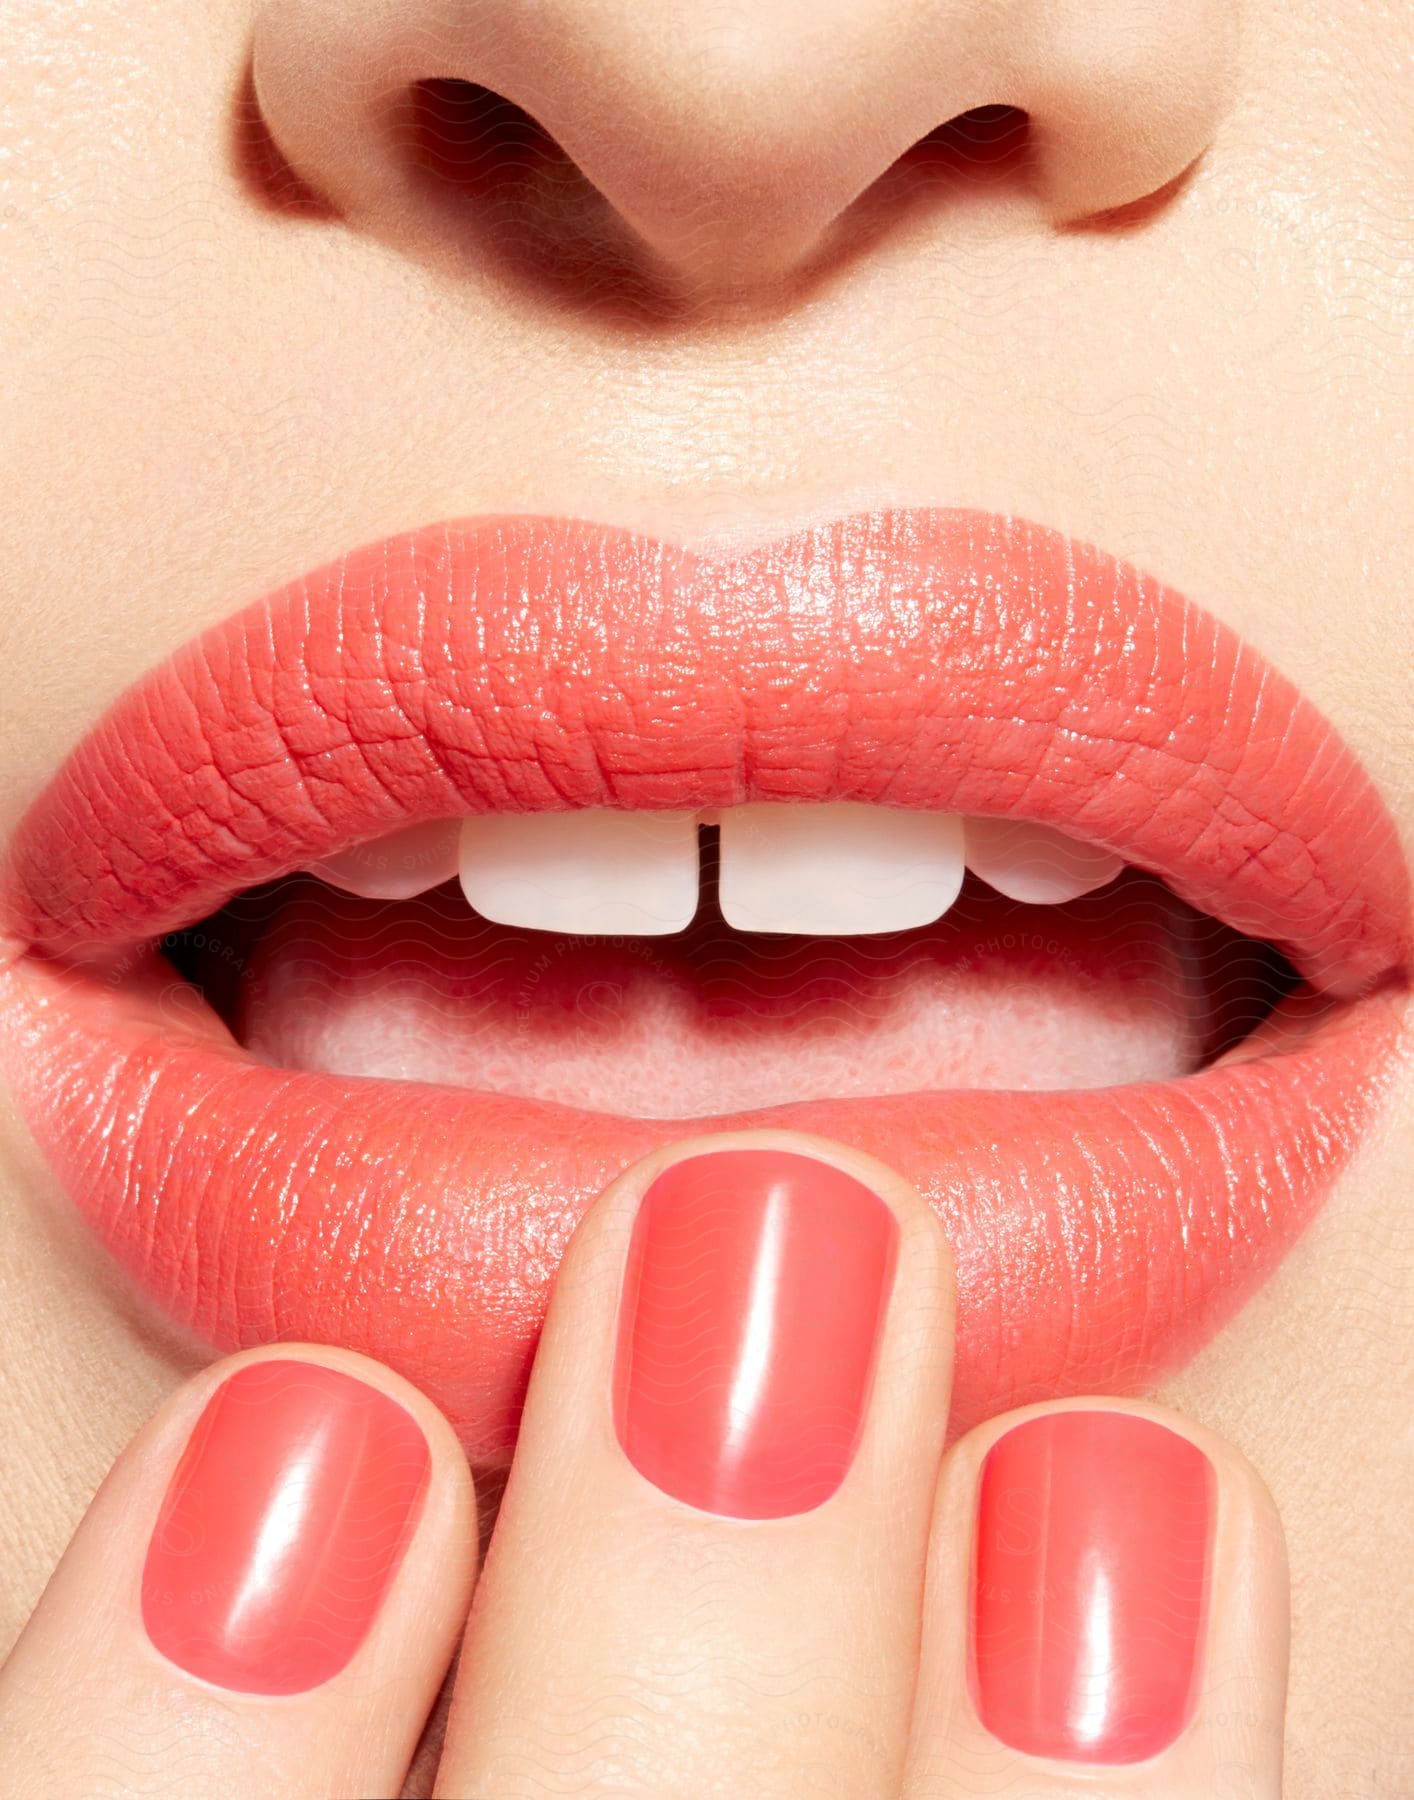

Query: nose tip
left=421, top=60, right=916, bottom=297
left=505, top=17, right=945, bottom=290
left=252, top=0, right=1235, bottom=305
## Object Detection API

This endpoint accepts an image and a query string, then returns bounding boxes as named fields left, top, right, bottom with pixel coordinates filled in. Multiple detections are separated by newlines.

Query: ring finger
left=903, top=1399, right=1289, bottom=1798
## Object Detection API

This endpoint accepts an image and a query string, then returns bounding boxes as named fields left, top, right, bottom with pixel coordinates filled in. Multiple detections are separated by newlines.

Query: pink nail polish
left=613, top=1148, right=898, bottom=1519
left=141, top=1360, right=430, bottom=1694
left=970, top=1410, right=1214, bottom=1763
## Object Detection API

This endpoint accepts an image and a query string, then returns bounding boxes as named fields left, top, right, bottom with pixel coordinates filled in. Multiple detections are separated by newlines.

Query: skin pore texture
left=0, top=0, right=1409, bottom=1793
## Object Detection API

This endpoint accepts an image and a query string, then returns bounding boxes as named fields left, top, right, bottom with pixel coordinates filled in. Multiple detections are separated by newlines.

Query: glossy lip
left=1, top=508, right=1408, bottom=1459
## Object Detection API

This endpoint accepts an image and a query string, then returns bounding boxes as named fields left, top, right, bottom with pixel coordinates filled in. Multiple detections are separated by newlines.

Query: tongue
left=236, top=871, right=1221, bottom=1117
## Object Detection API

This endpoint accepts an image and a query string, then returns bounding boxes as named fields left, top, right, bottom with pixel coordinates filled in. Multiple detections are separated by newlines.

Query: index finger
left=0, top=1346, right=476, bottom=1799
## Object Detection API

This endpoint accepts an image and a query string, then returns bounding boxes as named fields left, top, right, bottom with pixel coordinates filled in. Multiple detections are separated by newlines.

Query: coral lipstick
left=0, top=509, right=1406, bottom=1458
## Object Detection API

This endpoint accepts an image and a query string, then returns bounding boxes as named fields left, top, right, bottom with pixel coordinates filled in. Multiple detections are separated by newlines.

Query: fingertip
left=436, top=1141, right=957, bottom=1795
left=188, top=1341, right=479, bottom=1513
left=0, top=1342, right=478, bottom=1798
left=910, top=1396, right=1289, bottom=1792
left=560, top=1125, right=954, bottom=1308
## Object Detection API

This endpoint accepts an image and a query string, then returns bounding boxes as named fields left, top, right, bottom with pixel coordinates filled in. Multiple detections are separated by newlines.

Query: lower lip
left=0, top=946, right=1402, bottom=1458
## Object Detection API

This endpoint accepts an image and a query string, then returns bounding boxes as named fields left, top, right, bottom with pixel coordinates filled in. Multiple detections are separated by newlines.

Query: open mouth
left=1, top=508, right=1407, bottom=1459
left=199, top=839, right=1282, bottom=1114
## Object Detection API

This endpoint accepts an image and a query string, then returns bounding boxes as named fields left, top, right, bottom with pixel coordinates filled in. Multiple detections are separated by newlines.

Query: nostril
left=407, top=78, right=578, bottom=205
left=841, top=104, right=1033, bottom=250
left=897, top=104, right=1033, bottom=190
left=401, top=76, right=662, bottom=311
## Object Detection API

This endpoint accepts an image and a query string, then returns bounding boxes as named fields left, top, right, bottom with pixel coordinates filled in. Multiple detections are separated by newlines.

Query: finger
left=436, top=1129, right=954, bottom=1800
left=903, top=1399, right=1289, bottom=1798
left=0, top=1346, right=477, bottom=1800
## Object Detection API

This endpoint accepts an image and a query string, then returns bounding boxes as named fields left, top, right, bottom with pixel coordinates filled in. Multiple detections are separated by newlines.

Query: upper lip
left=3, top=506, right=1409, bottom=992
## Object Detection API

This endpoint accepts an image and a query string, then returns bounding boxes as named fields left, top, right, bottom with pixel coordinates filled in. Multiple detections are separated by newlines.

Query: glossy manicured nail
left=142, top=1360, right=430, bottom=1694
left=613, top=1148, right=899, bottom=1519
left=971, top=1409, right=1215, bottom=1763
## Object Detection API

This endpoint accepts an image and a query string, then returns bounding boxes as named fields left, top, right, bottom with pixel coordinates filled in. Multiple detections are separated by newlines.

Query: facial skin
left=0, top=0, right=1409, bottom=1791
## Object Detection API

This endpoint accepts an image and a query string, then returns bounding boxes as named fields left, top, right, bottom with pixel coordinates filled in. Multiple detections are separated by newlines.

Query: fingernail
left=970, top=1410, right=1215, bottom=1764
left=141, top=1360, right=431, bottom=1694
left=612, top=1147, right=899, bottom=1519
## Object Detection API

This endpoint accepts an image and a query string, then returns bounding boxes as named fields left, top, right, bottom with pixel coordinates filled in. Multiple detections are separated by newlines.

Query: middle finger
left=437, top=1129, right=954, bottom=1800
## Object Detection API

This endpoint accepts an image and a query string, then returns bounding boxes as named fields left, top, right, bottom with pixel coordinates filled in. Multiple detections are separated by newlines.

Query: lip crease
left=0, top=507, right=1407, bottom=1459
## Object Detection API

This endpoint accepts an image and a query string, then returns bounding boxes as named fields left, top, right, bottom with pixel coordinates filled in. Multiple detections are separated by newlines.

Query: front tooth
left=718, top=804, right=964, bottom=935
left=310, top=818, right=461, bottom=899
left=458, top=810, right=699, bottom=935
left=964, top=816, right=1123, bottom=903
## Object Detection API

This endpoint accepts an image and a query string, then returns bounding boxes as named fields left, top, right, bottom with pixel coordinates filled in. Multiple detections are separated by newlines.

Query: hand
left=0, top=1131, right=1288, bottom=1798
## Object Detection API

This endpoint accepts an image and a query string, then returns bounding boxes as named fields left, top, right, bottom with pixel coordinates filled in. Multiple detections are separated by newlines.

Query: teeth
left=718, top=803, right=965, bottom=935
left=458, top=810, right=700, bottom=935
left=310, top=819, right=461, bottom=899
left=311, top=807, right=1127, bottom=934
left=964, top=816, right=1123, bottom=903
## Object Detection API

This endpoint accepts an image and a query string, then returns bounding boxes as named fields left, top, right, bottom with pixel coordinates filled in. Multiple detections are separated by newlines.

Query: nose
left=252, top=0, right=1234, bottom=302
